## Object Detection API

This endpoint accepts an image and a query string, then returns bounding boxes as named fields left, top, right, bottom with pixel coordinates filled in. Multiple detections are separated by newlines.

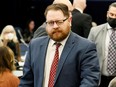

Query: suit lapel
left=54, top=32, right=75, bottom=84
left=101, top=24, right=108, bottom=60
left=36, top=37, right=49, bottom=85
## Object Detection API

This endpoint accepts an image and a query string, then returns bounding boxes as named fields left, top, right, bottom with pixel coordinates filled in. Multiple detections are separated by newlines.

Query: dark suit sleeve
left=80, top=42, right=100, bottom=87
left=82, top=14, right=92, bottom=38
left=71, top=10, right=92, bottom=38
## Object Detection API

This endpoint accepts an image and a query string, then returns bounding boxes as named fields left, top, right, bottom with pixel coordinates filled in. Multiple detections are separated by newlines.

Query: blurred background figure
left=92, top=21, right=97, bottom=27
left=0, top=25, right=22, bottom=69
left=0, top=46, right=20, bottom=87
left=53, top=0, right=74, bottom=11
left=71, top=0, right=92, bottom=38
left=0, top=38, right=3, bottom=46
left=23, top=19, right=35, bottom=43
left=108, top=77, right=116, bottom=87
left=33, top=22, right=47, bottom=38
left=14, top=27, right=23, bottom=43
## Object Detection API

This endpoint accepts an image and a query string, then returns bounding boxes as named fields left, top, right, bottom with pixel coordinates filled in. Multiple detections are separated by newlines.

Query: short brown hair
left=0, top=46, right=16, bottom=74
left=44, top=3, right=70, bottom=18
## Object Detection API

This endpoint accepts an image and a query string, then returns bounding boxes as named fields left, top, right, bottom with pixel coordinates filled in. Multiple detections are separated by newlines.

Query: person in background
left=19, top=3, right=100, bottom=87
left=92, top=21, right=97, bottom=27
left=0, top=25, right=22, bottom=69
left=33, top=22, right=47, bottom=38
left=72, top=0, right=92, bottom=38
left=88, top=2, right=116, bottom=87
left=0, top=46, right=20, bottom=87
left=23, top=19, right=35, bottom=43
left=108, top=77, right=116, bottom=87
left=0, top=38, right=3, bottom=46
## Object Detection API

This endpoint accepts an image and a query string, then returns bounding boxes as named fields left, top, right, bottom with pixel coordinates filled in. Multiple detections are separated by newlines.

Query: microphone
left=17, top=29, right=28, bottom=47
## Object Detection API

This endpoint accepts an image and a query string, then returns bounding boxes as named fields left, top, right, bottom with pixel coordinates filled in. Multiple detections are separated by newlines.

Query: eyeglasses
left=46, top=17, right=68, bottom=26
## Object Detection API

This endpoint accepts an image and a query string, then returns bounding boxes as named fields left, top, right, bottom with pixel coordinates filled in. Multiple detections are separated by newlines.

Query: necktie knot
left=55, top=42, right=61, bottom=49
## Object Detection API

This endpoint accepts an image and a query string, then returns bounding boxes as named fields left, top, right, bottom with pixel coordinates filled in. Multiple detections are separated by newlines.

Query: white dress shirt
left=43, top=34, right=69, bottom=87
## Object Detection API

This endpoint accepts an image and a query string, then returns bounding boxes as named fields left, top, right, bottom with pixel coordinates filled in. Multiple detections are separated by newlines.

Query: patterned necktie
left=48, top=43, right=61, bottom=87
left=107, top=29, right=116, bottom=75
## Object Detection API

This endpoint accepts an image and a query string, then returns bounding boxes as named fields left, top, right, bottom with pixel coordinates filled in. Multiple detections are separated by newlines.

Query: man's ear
left=106, top=11, right=109, bottom=18
left=68, top=16, right=72, bottom=26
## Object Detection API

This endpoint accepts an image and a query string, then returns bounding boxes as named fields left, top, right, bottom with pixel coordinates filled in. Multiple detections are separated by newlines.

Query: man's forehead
left=46, top=10, right=64, bottom=19
left=109, top=6, right=116, bottom=13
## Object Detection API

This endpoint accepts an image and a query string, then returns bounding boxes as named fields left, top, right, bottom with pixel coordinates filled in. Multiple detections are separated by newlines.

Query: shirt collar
left=75, top=8, right=83, bottom=13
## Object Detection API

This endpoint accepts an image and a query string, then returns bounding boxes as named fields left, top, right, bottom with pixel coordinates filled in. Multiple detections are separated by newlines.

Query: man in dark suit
left=19, top=3, right=100, bottom=87
left=71, top=0, right=92, bottom=38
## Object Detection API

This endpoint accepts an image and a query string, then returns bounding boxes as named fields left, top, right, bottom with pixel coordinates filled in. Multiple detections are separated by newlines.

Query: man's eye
left=48, top=21, right=54, bottom=25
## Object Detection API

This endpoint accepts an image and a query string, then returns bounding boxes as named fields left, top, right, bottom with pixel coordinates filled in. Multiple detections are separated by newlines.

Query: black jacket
left=71, top=9, right=92, bottom=38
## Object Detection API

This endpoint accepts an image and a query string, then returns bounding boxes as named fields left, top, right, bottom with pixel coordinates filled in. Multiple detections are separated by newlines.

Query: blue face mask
left=107, top=17, right=116, bottom=29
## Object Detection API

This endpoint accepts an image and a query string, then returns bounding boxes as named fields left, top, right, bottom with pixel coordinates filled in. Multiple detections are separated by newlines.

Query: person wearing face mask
left=0, top=25, right=22, bottom=69
left=107, top=16, right=116, bottom=29
left=88, top=2, right=116, bottom=87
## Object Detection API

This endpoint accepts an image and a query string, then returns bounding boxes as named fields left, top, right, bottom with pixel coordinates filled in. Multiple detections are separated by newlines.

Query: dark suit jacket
left=19, top=32, right=100, bottom=87
left=71, top=9, right=92, bottom=38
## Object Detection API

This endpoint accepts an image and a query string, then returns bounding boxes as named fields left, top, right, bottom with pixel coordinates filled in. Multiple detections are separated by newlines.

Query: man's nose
left=53, top=22, right=59, bottom=28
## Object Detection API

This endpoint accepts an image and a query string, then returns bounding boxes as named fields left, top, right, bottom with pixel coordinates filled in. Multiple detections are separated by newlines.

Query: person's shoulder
left=91, top=23, right=107, bottom=31
left=72, top=33, right=96, bottom=51
left=72, top=32, right=94, bottom=44
left=82, top=13, right=92, bottom=20
left=3, top=70, right=20, bottom=81
left=72, top=10, right=92, bottom=20
left=9, top=72, right=20, bottom=81
left=7, top=72, right=20, bottom=86
left=30, top=36, right=48, bottom=44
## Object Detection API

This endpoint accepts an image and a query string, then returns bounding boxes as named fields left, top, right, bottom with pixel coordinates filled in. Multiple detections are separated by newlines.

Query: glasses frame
left=46, top=17, right=68, bottom=26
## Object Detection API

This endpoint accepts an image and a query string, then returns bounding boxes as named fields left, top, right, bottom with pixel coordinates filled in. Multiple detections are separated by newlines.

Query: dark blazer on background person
left=71, top=9, right=92, bottom=38
left=19, top=32, right=100, bottom=87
